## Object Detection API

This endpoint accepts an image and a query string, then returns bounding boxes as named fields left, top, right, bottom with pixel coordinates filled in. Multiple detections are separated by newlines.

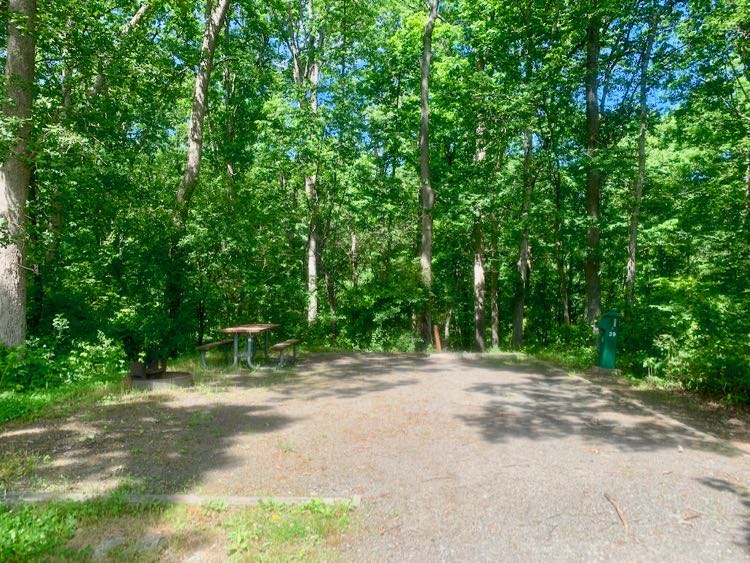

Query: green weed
left=0, top=452, right=49, bottom=489
left=226, top=499, right=353, bottom=560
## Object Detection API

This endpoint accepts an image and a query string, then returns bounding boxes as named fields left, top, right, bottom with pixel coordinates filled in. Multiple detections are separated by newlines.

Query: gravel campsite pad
left=2, top=353, right=749, bottom=561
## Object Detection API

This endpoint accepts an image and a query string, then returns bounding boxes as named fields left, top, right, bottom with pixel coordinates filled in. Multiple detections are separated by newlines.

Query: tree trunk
left=473, top=220, right=485, bottom=351
left=305, top=52, right=321, bottom=324
left=584, top=10, right=602, bottom=323
left=553, top=164, right=570, bottom=326
left=512, top=128, right=534, bottom=349
left=490, top=264, right=499, bottom=347
left=625, top=6, right=661, bottom=318
left=223, top=23, right=236, bottom=198
left=473, top=111, right=487, bottom=352
left=488, top=207, right=500, bottom=348
left=0, top=0, right=36, bottom=347
left=321, top=256, right=336, bottom=334
left=286, top=0, right=325, bottom=325
left=174, top=0, right=230, bottom=223
left=167, top=0, right=228, bottom=354
left=626, top=8, right=659, bottom=317
left=349, top=225, right=359, bottom=287
left=418, top=0, right=439, bottom=346
left=443, top=307, right=452, bottom=349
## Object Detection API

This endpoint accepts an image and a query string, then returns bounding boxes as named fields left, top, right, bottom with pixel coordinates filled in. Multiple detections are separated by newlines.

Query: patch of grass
left=187, top=411, right=214, bottom=428
left=275, top=437, right=295, bottom=453
left=0, top=380, right=130, bottom=426
left=0, top=452, right=49, bottom=490
left=227, top=499, right=354, bottom=560
left=527, top=346, right=595, bottom=372
left=0, top=496, right=355, bottom=561
left=0, top=495, right=162, bottom=561
left=633, top=374, right=686, bottom=392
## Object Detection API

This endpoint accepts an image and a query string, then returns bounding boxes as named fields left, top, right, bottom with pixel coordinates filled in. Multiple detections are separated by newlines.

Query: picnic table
left=219, top=324, right=280, bottom=368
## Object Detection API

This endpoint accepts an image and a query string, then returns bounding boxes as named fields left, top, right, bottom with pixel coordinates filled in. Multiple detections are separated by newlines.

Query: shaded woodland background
left=0, top=0, right=749, bottom=401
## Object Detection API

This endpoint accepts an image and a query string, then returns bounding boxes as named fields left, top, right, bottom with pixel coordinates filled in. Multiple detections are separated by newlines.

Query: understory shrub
left=0, top=331, right=126, bottom=424
left=0, top=333, right=124, bottom=393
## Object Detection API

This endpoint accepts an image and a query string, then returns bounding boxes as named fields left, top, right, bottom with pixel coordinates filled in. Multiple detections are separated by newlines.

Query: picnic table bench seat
left=270, top=339, right=301, bottom=367
left=196, top=339, right=234, bottom=368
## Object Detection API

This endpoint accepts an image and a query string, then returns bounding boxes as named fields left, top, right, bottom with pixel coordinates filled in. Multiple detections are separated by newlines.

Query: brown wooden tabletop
left=219, top=323, right=280, bottom=335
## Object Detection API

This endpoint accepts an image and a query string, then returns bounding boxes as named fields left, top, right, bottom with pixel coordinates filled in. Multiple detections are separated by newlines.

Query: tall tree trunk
left=167, top=0, right=229, bottom=354
left=443, top=307, right=452, bottom=348
left=473, top=220, right=486, bottom=351
left=489, top=205, right=500, bottom=347
left=473, top=112, right=487, bottom=351
left=174, top=0, right=230, bottom=222
left=305, top=54, right=321, bottom=324
left=512, top=128, right=534, bottom=348
left=584, top=10, right=602, bottom=322
left=490, top=263, right=500, bottom=347
left=0, top=0, right=36, bottom=347
left=626, top=8, right=659, bottom=317
left=349, top=224, right=359, bottom=288
left=553, top=163, right=570, bottom=326
left=321, top=256, right=336, bottom=334
left=286, top=0, right=325, bottom=325
left=418, top=0, right=439, bottom=346
left=223, top=23, right=236, bottom=198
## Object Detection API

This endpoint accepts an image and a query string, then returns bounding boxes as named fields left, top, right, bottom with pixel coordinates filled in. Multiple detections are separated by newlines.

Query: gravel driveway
left=2, top=353, right=749, bottom=561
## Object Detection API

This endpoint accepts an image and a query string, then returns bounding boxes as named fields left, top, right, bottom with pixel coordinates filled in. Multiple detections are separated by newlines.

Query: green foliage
left=0, top=333, right=124, bottom=392
left=227, top=499, right=353, bottom=559
left=0, top=503, right=78, bottom=560
left=0, top=496, right=158, bottom=561
left=0, top=0, right=746, bottom=406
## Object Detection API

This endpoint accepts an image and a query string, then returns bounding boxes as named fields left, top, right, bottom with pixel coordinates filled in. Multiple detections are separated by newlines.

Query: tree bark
left=0, top=0, right=36, bottom=347
left=584, top=9, right=602, bottom=323
left=490, top=263, right=499, bottom=347
left=286, top=1, right=324, bottom=324
left=349, top=225, right=359, bottom=288
left=489, top=204, right=500, bottom=348
left=626, top=7, right=659, bottom=316
left=305, top=53, right=321, bottom=324
left=473, top=220, right=485, bottom=351
left=321, top=255, right=336, bottom=334
left=223, top=23, right=237, bottom=198
left=443, top=307, right=452, bottom=348
left=418, top=0, right=439, bottom=346
left=512, top=128, right=534, bottom=348
left=174, top=0, right=230, bottom=223
left=473, top=112, right=487, bottom=351
left=553, top=160, right=570, bottom=326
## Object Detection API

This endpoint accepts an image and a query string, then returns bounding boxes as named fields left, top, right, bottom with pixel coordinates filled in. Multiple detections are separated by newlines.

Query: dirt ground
left=2, top=353, right=749, bottom=561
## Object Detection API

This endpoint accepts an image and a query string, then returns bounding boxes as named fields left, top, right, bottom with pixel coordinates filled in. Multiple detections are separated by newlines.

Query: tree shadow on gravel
left=456, top=355, right=744, bottom=457
left=698, top=477, right=750, bottom=550
left=216, top=353, right=426, bottom=403
left=0, top=393, right=297, bottom=496
left=0, top=353, right=432, bottom=497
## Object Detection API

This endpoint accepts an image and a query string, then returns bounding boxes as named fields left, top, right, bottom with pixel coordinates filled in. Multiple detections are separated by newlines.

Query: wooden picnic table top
left=219, top=323, right=280, bottom=335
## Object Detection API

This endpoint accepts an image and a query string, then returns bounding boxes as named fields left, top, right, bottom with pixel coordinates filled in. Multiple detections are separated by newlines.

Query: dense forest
left=0, top=0, right=748, bottom=401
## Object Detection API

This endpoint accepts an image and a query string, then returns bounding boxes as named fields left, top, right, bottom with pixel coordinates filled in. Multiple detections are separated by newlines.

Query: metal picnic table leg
left=233, top=334, right=239, bottom=367
left=246, top=335, right=255, bottom=369
left=264, top=330, right=270, bottom=361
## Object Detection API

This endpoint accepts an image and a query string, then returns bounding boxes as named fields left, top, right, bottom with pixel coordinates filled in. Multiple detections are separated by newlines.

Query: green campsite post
left=596, top=310, right=620, bottom=369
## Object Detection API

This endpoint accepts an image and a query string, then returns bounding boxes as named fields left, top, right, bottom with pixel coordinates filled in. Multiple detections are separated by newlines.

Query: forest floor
left=1, top=352, right=749, bottom=561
